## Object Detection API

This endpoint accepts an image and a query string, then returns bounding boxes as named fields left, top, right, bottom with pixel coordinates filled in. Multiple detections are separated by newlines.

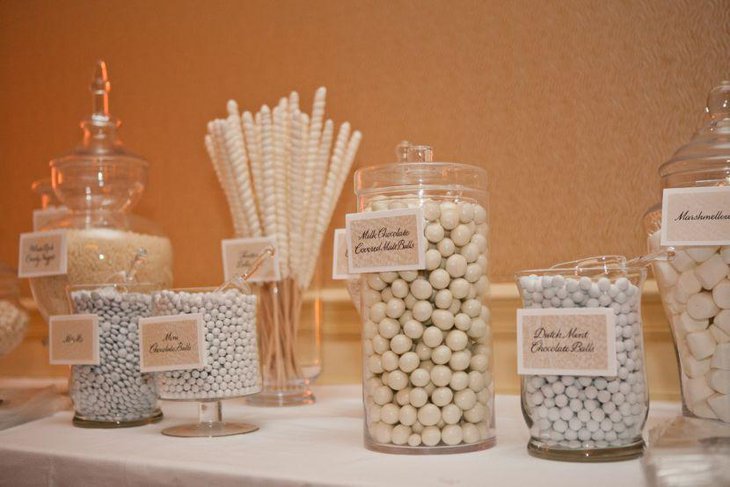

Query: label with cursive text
left=18, top=230, right=68, bottom=278
left=221, top=237, right=280, bottom=283
left=332, top=229, right=355, bottom=280
left=138, top=314, right=207, bottom=372
left=661, top=187, right=730, bottom=246
left=516, top=308, right=617, bottom=376
left=345, top=208, right=426, bottom=274
left=49, top=314, right=99, bottom=365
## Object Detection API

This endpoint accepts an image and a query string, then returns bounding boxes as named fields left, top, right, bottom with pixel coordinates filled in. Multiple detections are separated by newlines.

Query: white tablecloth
left=0, top=383, right=680, bottom=487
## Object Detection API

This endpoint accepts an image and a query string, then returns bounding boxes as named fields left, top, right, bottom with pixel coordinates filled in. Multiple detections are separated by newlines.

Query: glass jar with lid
left=29, top=61, right=173, bottom=322
left=355, top=143, right=495, bottom=454
left=644, top=81, right=730, bottom=423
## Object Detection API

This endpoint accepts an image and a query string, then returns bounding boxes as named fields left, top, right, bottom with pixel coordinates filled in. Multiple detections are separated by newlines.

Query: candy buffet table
left=0, top=383, right=679, bottom=487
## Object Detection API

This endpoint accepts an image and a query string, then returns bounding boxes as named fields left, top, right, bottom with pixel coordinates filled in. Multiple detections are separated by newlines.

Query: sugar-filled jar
left=29, top=61, right=173, bottom=321
left=67, top=282, right=162, bottom=427
left=644, top=81, right=730, bottom=423
left=515, top=256, right=650, bottom=462
left=354, top=143, right=495, bottom=454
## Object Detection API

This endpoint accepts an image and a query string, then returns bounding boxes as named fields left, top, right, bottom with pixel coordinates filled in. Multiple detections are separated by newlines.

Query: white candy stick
left=292, top=112, right=310, bottom=278
left=302, top=122, right=350, bottom=287
left=287, top=108, right=304, bottom=277
left=304, top=129, right=362, bottom=288
left=260, top=106, right=277, bottom=241
left=225, top=100, right=262, bottom=237
left=272, top=100, right=289, bottom=277
left=205, top=133, right=245, bottom=237
left=297, top=88, right=327, bottom=279
left=210, top=120, right=249, bottom=237
left=303, top=119, right=334, bottom=251
left=242, top=111, right=264, bottom=225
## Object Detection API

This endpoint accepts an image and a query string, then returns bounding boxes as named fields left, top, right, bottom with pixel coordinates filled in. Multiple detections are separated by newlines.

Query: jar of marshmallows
left=354, top=143, right=495, bottom=454
left=644, top=81, right=730, bottom=423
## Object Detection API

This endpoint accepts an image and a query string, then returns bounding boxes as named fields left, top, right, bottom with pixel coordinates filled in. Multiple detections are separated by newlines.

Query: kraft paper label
left=18, top=230, right=68, bottom=278
left=221, top=237, right=280, bottom=283
left=138, top=314, right=207, bottom=372
left=332, top=229, right=355, bottom=280
left=32, top=207, right=70, bottom=231
left=345, top=208, right=426, bottom=274
left=661, top=187, right=730, bottom=246
left=49, top=314, right=100, bottom=365
left=516, top=308, right=617, bottom=376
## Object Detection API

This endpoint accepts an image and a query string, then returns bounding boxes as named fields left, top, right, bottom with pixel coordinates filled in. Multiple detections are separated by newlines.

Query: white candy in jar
left=69, top=287, right=159, bottom=423
left=518, top=274, right=648, bottom=449
left=0, top=300, right=29, bottom=357
left=153, top=289, right=261, bottom=400
left=363, top=197, right=493, bottom=448
left=648, top=232, right=730, bottom=422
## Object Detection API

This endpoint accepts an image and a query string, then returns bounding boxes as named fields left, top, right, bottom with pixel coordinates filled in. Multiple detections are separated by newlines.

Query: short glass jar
left=515, top=257, right=649, bottom=462
left=355, top=144, right=495, bottom=454
left=29, top=61, right=173, bottom=322
left=67, top=282, right=162, bottom=427
left=644, top=81, right=730, bottom=423
left=151, top=286, right=262, bottom=437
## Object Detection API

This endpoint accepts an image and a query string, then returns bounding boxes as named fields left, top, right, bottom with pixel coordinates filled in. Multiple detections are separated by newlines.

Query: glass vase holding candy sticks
left=204, top=87, right=361, bottom=406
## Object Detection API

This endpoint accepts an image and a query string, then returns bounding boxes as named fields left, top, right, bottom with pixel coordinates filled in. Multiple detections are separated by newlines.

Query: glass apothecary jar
left=29, top=61, right=173, bottom=322
left=515, top=257, right=650, bottom=462
left=151, top=286, right=261, bottom=437
left=644, top=81, right=730, bottom=423
left=0, top=263, right=29, bottom=358
left=67, top=282, right=162, bottom=427
left=355, top=144, right=495, bottom=454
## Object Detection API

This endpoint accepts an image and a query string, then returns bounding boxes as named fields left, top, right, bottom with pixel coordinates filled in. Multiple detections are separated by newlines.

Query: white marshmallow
left=716, top=310, right=730, bottom=335
left=721, top=246, right=730, bottom=264
left=695, top=254, right=728, bottom=290
left=677, top=270, right=702, bottom=296
left=707, top=393, right=730, bottom=422
left=711, top=343, right=730, bottom=370
left=708, top=369, right=730, bottom=394
left=686, top=246, right=720, bottom=263
left=670, top=251, right=696, bottom=272
left=710, top=325, right=730, bottom=344
left=679, top=312, right=709, bottom=334
left=684, top=376, right=715, bottom=405
left=686, top=292, right=720, bottom=320
left=712, top=280, right=730, bottom=309
left=686, top=330, right=716, bottom=360
left=683, top=354, right=711, bottom=378
left=688, top=399, right=718, bottom=420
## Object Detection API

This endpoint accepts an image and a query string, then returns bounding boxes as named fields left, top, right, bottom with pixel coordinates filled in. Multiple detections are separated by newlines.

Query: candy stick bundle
left=205, top=88, right=361, bottom=396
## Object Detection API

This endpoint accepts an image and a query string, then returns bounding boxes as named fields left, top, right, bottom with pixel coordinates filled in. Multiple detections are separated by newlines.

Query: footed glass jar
left=29, top=61, right=173, bottom=321
left=355, top=144, right=495, bottom=454
left=152, top=286, right=262, bottom=437
left=515, top=257, right=650, bottom=462
left=644, top=81, right=730, bottom=423
left=67, top=283, right=162, bottom=427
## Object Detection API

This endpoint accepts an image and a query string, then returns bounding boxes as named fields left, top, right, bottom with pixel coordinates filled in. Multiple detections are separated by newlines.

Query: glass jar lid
left=50, top=60, right=148, bottom=212
left=355, top=142, right=488, bottom=197
left=658, top=81, right=730, bottom=188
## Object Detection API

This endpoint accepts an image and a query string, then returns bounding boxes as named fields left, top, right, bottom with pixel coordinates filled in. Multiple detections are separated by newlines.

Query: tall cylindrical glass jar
left=29, top=61, right=173, bottom=322
left=355, top=145, right=495, bottom=454
left=515, top=257, right=649, bottom=462
left=644, top=81, right=730, bottom=423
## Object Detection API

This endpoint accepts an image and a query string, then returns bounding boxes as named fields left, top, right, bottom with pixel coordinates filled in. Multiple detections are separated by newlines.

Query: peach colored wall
left=1, top=0, right=729, bottom=289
